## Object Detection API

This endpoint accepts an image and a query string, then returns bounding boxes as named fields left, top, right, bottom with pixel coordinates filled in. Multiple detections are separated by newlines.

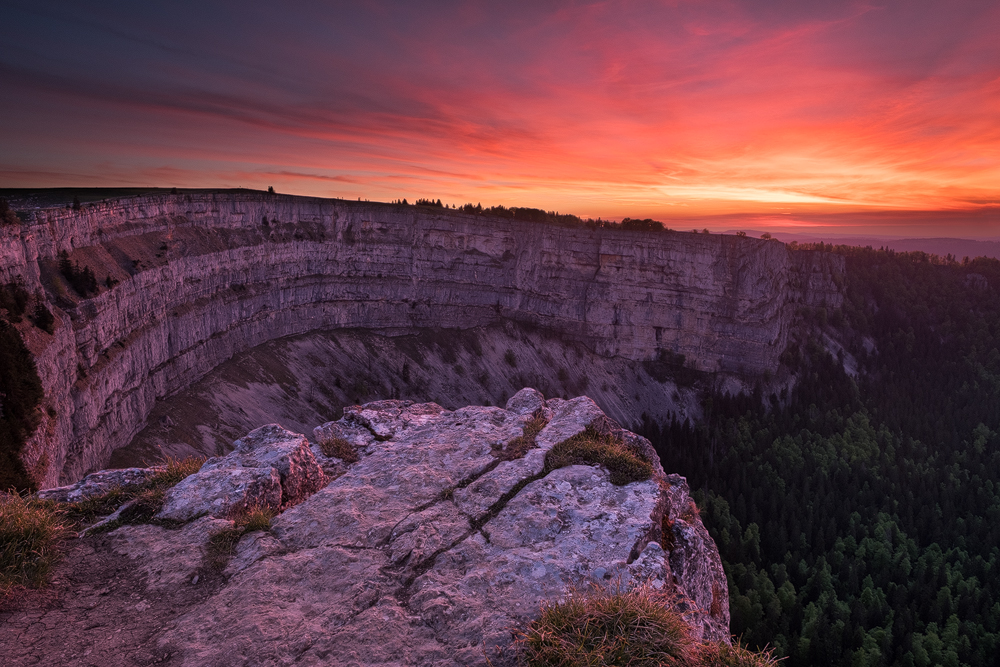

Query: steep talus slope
left=0, top=193, right=842, bottom=487
left=6, top=391, right=729, bottom=666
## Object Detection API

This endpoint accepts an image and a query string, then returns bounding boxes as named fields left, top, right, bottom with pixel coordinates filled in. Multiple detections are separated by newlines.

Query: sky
left=1, top=0, right=999, bottom=236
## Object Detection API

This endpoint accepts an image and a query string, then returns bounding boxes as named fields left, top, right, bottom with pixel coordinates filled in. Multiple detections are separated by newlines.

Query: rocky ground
left=0, top=527, right=227, bottom=666
left=1, top=389, right=728, bottom=666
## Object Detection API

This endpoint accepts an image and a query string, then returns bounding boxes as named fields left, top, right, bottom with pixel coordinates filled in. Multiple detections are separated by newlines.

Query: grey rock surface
left=10, top=391, right=732, bottom=666
left=156, top=466, right=282, bottom=522
left=505, top=387, right=546, bottom=415
left=662, top=473, right=732, bottom=641
left=151, top=393, right=730, bottom=664
left=206, top=424, right=326, bottom=506
left=35, top=467, right=163, bottom=502
left=156, top=424, right=324, bottom=521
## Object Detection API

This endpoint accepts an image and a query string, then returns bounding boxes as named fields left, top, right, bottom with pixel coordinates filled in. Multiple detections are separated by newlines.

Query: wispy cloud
left=2, top=0, right=998, bottom=233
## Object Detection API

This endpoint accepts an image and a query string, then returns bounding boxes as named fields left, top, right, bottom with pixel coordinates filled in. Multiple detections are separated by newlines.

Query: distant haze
left=743, top=234, right=1000, bottom=261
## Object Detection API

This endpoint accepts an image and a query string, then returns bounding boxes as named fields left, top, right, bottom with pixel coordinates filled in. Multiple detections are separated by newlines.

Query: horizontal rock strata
left=0, top=193, right=843, bottom=486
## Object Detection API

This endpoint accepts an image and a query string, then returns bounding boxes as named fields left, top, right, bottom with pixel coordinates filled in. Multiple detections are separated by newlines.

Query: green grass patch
left=317, top=434, right=359, bottom=463
left=544, top=427, right=654, bottom=486
left=494, top=414, right=548, bottom=461
left=0, top=493, right=72, bottom=596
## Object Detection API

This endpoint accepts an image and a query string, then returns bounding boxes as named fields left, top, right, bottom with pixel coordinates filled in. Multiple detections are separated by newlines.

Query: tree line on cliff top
left=395, top=196, right=674, bottom=231
left=647, top=247, right=1000, bottom=667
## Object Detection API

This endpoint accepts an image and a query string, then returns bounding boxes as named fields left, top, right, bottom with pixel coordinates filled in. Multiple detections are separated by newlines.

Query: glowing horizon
left=2, top=1, right=998, bottom=235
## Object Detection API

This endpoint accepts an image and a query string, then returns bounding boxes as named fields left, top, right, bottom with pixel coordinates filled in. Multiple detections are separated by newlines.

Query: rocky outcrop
left=156, top=424, right=326, bottom=521
left=7, top=391, right=728, bottom=666
left=0, top=193, right=844, bottom=487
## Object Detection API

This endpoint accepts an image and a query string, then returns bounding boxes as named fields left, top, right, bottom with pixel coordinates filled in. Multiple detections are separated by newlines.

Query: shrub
left=0, top=198, right=20, bottom=225
left=57, top=251, right=98, bottom=297
left=0, top=493, right=72, bottom=594
left=0, top=319, right=44, bottom=492
left=32, top=302, right=55, bottom=334
left=545, top=427, right=654, bottom=485
left=0, top=280, right=30, bottom=320
left=318, top=434, right=359, bottom=463
left=621, top=217, right=665, bottom=232
left=516, top=582, right=695, bottom=666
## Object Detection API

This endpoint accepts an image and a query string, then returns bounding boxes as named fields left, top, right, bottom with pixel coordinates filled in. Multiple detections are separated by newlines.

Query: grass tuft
left=206, top=504, right=277, bottom=571
left=516, top=581, right=695, bottom=666
left=63, top=455, right=205, bottom=527
left=545, top=427, right=654, bottom=485
left=0, top=493, right=72, bottom=595
left=236, top=504, right=276, bottom=533
left=515, top=582, right=781, bottom=667
left=147, top=455, right=204, bottom=489
left=318, top=435, right=359, bottom=463
left=696, top=640, right=781, bottom=667
left=494, top=414, right=548, bottom=461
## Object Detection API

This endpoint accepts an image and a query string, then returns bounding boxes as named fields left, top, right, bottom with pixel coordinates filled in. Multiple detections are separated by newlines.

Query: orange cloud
left=2, top=1, right=998, bottom=234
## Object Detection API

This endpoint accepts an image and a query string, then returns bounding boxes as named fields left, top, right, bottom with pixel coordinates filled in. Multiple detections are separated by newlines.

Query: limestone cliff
left=0, top=193, right=843, bottom=487
left=11, top=391, right=729, bottom=666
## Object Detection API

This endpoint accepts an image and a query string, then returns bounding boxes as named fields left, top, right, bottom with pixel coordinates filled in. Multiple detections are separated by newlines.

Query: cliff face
left=0, top=193, right=843, bottom=487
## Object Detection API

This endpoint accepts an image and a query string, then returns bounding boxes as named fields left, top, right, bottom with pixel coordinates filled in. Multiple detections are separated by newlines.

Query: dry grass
left=515, top=582, right=781, bottom=667
left=0, top=493, right=73, bottom=596
left=1, top=456, right=205, bottom=602
left=695, top=640, right=781, bottom=667
left=318, top=434, right=359, bottom=463
left=494, top=414, right=548, bottom=461
left=516, top=582, right=694, bottom=666
left=64, top=455, right=205, bottom=528
left=206, top=504, right=278, bottom=571
left=545, top=427, right=654, bottom=486
left=147, top=455, right=204, bottom=488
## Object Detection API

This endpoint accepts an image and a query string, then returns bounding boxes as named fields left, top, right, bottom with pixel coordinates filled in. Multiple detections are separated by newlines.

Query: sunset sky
left=2, top=1, right=999, bottom=236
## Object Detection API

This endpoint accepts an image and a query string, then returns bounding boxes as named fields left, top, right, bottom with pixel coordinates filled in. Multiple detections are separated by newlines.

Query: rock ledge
left=34, top=389, right=729, bottom=666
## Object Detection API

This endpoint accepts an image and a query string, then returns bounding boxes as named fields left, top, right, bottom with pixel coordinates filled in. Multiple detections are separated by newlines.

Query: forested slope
left=650, top=249, right=1000, bottom=667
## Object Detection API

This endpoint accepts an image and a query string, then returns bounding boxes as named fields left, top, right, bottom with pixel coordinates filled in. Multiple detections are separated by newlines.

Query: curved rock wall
left=0, top=193, right=843, bottom=487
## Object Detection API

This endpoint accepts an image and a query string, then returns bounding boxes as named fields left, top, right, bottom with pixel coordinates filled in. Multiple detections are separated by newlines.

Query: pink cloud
left=3, top=1, right=998, bottom=234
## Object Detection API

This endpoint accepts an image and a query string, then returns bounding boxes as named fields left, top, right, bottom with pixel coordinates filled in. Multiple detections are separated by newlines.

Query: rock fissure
left=470, top=469, right=547, bottom=533
left=412, top=457, right=505, bottom=514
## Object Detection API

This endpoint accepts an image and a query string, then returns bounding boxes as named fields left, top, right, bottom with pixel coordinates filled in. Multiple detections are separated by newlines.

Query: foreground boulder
left=9, top=390, right=729, bottom=666
left=156, top=424, right=326, bottom=521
